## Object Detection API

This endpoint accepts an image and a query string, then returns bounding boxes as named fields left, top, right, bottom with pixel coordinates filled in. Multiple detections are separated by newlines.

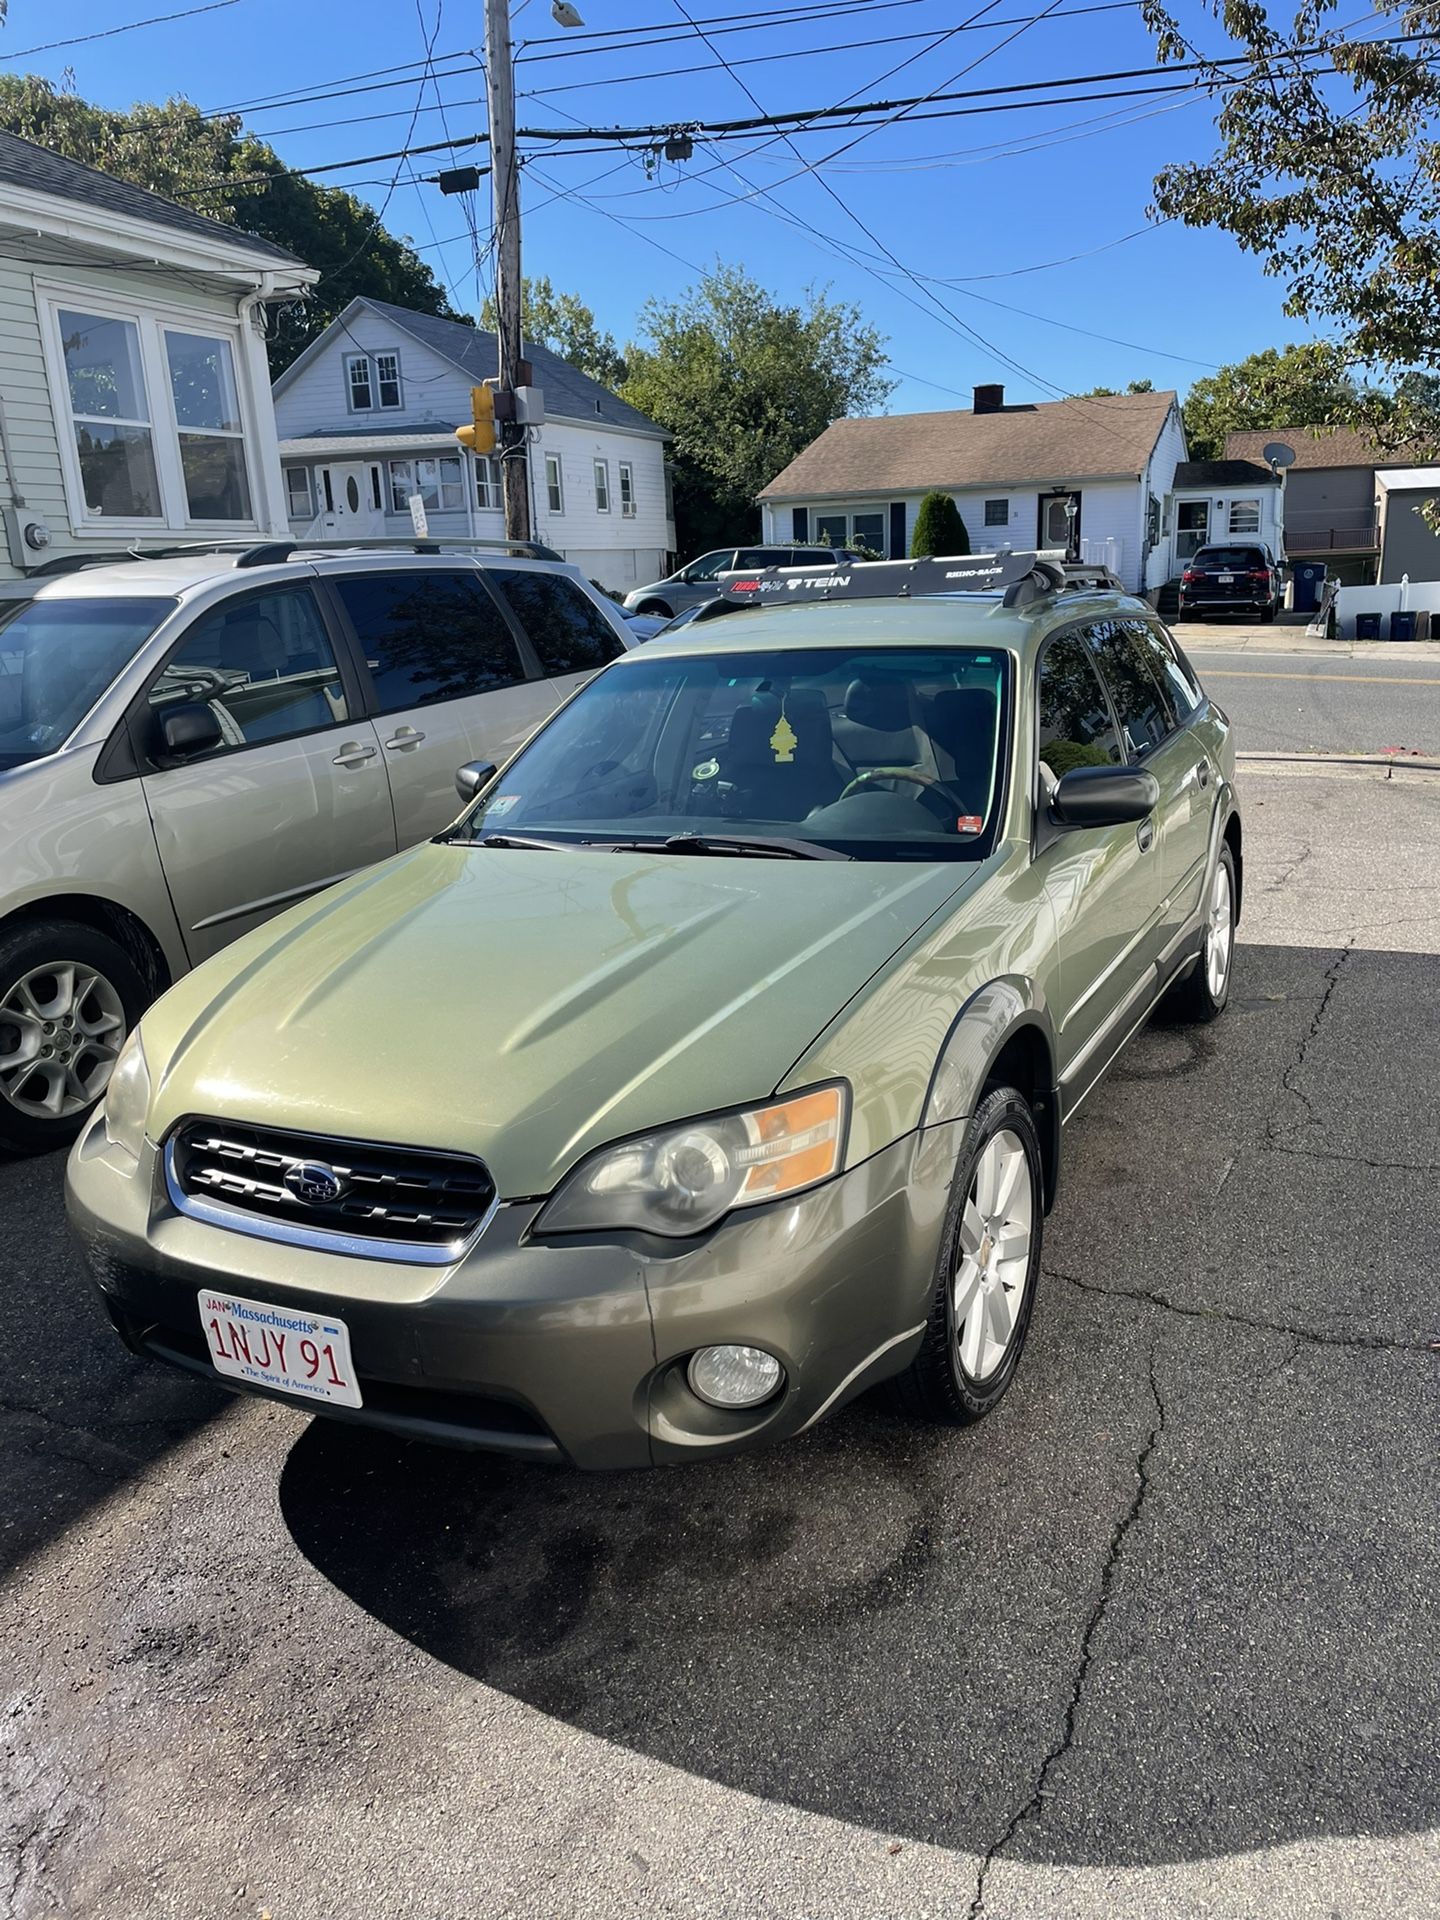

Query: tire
left=1260, top=603, right=1276, bottom=623
left=0, top=920, right=149, bottom=1156
left=636, top=600, right=673, bottom=618
left=1165, top=841, right=1236, bottom=1025
left=892, top=1084, right=1044, bottom=1426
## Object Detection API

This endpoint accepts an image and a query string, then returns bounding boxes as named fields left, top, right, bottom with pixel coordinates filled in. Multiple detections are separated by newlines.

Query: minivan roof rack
left=712, top=549, right=1125, bottom=611
left=25, top=534, right=565, bottom=577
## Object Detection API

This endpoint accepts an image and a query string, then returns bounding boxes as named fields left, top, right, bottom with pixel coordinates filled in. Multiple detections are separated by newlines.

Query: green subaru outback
left=67, top=553, right=1240, bottom=1469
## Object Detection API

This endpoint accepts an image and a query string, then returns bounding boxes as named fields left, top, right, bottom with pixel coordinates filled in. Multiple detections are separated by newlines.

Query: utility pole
left=483, top=0, right=530, bottom=542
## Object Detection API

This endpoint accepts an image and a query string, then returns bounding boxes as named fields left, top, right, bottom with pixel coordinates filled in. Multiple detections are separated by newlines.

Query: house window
left=164, top=330, right=252, bottom=521
left=619, top=461, right=635, bottom=517
left=545, top=452, right=564, bottom=515
left=594, top=459, right=610, bottom=513
left=475, top=455, right=501, bottom=510
left=346, top=354, right=373, bottom=412
left=814, top=513, right=847, bottom=546
left=346, top=351, right=402, bottom=413
left=284, top=466, right=314, bottom=518
left=851, top=512, right=884, bottom=554
left=49, top=299, right=257, bottom=527
left=984, top=499, right=1009, bottom=527
left=56, top=308, right=162, bottom=519
left=1228, top=498, right=1261, bottom=534
left=388, top=456, right=464, bottom=513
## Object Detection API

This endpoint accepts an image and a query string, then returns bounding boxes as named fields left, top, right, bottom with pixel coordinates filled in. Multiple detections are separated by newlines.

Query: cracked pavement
left=2, top=765, right=1438, bottom=1920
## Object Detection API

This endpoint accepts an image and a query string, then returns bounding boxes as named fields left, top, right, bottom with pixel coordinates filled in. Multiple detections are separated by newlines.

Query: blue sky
left=1, top=0, right=1351, bottom=413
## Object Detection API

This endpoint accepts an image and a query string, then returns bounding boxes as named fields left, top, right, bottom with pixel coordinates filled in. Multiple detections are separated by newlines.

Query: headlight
left=101, top=1027, right=151, bottom=1160
left=537, top=1083, right=847, bottom=1238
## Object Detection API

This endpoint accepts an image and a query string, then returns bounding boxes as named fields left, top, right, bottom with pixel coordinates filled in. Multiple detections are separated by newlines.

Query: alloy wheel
left=952, top=1128, right=1035, bottom=1383
left=1205, top=860, right=1234, bottom=1002
left=0, top=961, right=127, bottom=1121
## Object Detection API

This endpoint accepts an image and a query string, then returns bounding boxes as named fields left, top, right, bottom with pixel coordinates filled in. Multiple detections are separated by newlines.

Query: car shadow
left=279, top=940, right=1440, bottom=1869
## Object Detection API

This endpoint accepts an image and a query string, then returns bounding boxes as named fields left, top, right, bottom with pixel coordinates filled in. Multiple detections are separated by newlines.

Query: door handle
left=1136, top=819, right=1155, bottom=854
left=1195, top=760, right=1210, bottom=790
left=332, top=741, right=377, bottom=767
left=384, top=728, right=426, bottom=751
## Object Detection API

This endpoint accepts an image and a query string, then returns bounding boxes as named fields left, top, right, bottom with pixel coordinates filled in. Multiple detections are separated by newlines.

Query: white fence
left=1334, top=577, right=1440, bottom=638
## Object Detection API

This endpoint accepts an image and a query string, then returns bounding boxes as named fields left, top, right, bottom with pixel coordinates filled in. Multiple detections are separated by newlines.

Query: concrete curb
left=1237, top=749, right=1440, bottom=773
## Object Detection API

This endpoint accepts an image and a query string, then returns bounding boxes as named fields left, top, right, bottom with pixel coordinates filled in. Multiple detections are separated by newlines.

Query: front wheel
left=1166, top=842, right=1236, bottom=1024
left=636, top=600, right=673, bottom=619
left=0, top=920, right=148, bottom=1155
left=892, top=1085, right=1043, bottom=1426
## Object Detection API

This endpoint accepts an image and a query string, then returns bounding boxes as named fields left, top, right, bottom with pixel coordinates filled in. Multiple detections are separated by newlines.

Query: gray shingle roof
left=0, top=128, right=307, bottom=269
left=1222, top=427, right=1404, bottom=471
left=758, top=390, right=1177, bottom=499
left=352, top=298, right=666, bottom=437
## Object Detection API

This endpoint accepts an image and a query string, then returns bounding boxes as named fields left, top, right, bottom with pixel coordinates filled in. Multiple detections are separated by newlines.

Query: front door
left=1038, top=491, right=1082, bottom=559
left=318, top=462, right=387, bottom=538
left=1174, top=499, right=1209, bottom=565
left=139, top=583, right=398, bottom=964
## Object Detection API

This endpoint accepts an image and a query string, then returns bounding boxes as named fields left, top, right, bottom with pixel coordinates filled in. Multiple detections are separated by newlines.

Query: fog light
left=687, top=1344, right=784, bottom=1410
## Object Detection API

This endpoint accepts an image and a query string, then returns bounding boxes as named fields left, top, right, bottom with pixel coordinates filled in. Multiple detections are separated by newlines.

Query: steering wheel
left=840, top=765, right=970, bottom=810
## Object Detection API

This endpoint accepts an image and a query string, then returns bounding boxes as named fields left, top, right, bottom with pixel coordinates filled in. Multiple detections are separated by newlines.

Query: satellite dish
left=1263, top=441, right=1297, bottom=468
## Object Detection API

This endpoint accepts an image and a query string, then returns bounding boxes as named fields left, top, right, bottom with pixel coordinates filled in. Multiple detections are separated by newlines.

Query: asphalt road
left=1185, top=646, right=1440, bottom=756
left=3, top=765, right=1439, bottom=1920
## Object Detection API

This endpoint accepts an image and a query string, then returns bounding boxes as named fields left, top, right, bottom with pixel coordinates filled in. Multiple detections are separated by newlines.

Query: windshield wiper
left=460, top=831, right=570, bottom=851
left=657, top=832, right=851, bottom=861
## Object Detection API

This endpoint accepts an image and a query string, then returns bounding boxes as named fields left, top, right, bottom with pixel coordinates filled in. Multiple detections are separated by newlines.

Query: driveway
left=3, top=764, right=1437, bottom=1920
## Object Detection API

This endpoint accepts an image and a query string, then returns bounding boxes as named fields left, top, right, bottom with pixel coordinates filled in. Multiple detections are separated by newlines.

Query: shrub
left=910, top=491, right=970, bottom=557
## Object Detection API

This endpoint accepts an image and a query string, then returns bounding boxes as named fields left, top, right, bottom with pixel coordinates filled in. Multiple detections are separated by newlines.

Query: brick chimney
left=973, top=383, right=1005, bottom=414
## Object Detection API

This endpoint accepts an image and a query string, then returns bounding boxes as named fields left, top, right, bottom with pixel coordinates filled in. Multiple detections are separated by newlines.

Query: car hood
left=143, top=843, right=975, bottom=1196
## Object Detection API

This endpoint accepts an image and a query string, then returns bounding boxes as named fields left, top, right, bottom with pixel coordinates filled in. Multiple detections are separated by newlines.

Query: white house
left=0, top=129, right=316, bottom=586
left=271, top=297, right=673, bottom=594
left=757, top=384, right=1189, bottom=596
left=1167, top=458, right=1285, bottom=570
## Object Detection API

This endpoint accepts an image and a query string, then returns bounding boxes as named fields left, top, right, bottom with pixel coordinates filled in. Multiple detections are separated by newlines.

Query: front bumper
left=67, top=1117, right=957, bottom=1469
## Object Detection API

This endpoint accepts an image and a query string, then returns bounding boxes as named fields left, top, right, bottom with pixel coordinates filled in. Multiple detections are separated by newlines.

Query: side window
left=331, top=571, right=527, bottom=713
left=488, top=570, right=627, bottom=677
left=147, top=587, right=348, bottom=758
left=685, top=550, right=730, bottom=582
left=1130, top=620, right=1203, bottom=721
left=1037, top=634, right=1121, bottom=780
left=1082, top=619, right=1176, bottom=758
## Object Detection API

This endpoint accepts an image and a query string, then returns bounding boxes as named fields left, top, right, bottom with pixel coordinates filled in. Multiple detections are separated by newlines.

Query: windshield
left=453, top=643, right=1010, bottom=861
left=0, top=596, right=175, bottom=770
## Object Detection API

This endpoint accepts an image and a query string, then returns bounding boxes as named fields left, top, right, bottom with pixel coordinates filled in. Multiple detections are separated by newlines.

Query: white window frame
left=545, top=452, right=564, bottom=516
left=594, top=458, right=611, bottom=513
left=388, top=455, right=465, bottom=515
left=284, top=466, right=314, bottom=518
left=618, top=461, right=636, bottom=518
left=373, top=350, right=402, bottom=410
left=474, top=455, right=501, bottom=511
left=38, top=285, right=261, bottom=534
left=1228, top=497, right=1261, bottom=535
left=345, top=353, right=374, bottom=413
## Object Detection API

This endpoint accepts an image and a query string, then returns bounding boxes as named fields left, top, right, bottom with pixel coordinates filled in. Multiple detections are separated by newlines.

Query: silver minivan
left=623, top=544, right=867, bottom=620
left=0, top=539, right=633, bottom=1154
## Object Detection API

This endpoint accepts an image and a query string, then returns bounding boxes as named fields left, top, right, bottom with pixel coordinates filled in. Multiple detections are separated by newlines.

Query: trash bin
left=1389, top=609, right=1425, bottom=641
left=1293, top=562, right=1327, bottom=614
left=1355, top=612, right=1382, bottom=640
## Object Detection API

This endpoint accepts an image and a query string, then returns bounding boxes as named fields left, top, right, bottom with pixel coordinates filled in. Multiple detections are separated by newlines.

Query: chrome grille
left=166, top=1120, right=497, bottom=1264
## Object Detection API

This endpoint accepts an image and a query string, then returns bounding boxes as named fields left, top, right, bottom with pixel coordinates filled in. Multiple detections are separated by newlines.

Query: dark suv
left=1179, top=544, right=1285, bottom=622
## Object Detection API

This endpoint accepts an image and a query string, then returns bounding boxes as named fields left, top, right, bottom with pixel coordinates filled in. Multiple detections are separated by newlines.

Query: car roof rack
left=25, top=534, right=565, bottom=577
left=712, top=549, right=1125, bottom=612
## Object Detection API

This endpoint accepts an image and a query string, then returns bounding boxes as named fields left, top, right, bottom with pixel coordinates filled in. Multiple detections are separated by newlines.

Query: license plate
left=1217, top=572, right=1234, bottom=584
left=198, top=1289, right=362, bottom=1408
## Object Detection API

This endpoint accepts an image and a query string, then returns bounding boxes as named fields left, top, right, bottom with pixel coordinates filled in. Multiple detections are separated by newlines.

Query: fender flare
left=919, top=978, right=1061, bottom=1212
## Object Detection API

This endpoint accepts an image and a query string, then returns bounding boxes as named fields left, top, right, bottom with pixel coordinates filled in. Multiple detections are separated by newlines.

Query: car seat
left=928, top=686, right=998, bottom=814
left=721, top=689, right=841, bottom=820
left=832, top=675, right=934, bottom=777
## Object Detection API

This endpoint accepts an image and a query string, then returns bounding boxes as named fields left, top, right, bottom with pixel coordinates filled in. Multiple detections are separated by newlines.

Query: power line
left=0, top=0, right=239, bottom=62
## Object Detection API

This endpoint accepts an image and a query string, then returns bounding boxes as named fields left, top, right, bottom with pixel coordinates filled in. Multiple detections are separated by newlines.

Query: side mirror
left=157, top=701, right=223, bottom=762
left=455, top=759, right=497, bottom=804
left=1051, top=764, right=1158, bottom=829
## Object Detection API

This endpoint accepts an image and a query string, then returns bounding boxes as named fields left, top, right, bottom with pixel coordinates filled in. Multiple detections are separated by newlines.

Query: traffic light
left=454, top=382, right=496, bottom=455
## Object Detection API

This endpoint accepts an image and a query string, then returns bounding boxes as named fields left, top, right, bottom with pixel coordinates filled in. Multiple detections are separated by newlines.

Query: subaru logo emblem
left=283, top=1160, right=346, bottom=1206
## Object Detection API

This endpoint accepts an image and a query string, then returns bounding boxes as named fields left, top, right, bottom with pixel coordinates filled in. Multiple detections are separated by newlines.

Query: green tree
left=1180, top=343, right=1358, bottom=460
left=1077, top=379, right=1156, bottom=397
left=910, top=491, right=970, bottom=557
left=481, top=276, right=626, bottom=388
left=618, top=265, right=893, bottom=554
left=0, top=74, right=463, bottom=373
left=1141, top=0, right=1440, bottom=456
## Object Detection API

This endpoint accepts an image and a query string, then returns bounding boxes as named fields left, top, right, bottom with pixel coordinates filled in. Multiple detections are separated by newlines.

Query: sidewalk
left=1171, top=613, right=1440, bottom=661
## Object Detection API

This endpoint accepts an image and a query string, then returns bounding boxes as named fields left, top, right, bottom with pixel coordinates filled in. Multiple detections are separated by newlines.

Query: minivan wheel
left=892, top=1084, right=1043, bottom=1426
left=636, top=599, right=672, bottom=618
left=0, top=920, right=147, bottom=1156
left=1165, top=842, right=1236, bottom=1024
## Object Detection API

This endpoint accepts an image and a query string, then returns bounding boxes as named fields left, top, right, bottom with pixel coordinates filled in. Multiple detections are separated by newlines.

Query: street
left=4, top=749, right=1438, bottom=1919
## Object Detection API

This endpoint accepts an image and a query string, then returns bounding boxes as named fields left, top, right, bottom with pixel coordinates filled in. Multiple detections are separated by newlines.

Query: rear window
left=488, top=570, right=626, bottom=677
left=1192, top=547, right=1268, bottom=570
left=0, top=595, right=174, bottom=770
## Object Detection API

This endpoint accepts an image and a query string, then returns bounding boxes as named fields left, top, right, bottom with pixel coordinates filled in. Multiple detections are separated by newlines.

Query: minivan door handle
left=332, top=741, right=378, bottom=767
left=384, top=727, right=426, bottom=751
